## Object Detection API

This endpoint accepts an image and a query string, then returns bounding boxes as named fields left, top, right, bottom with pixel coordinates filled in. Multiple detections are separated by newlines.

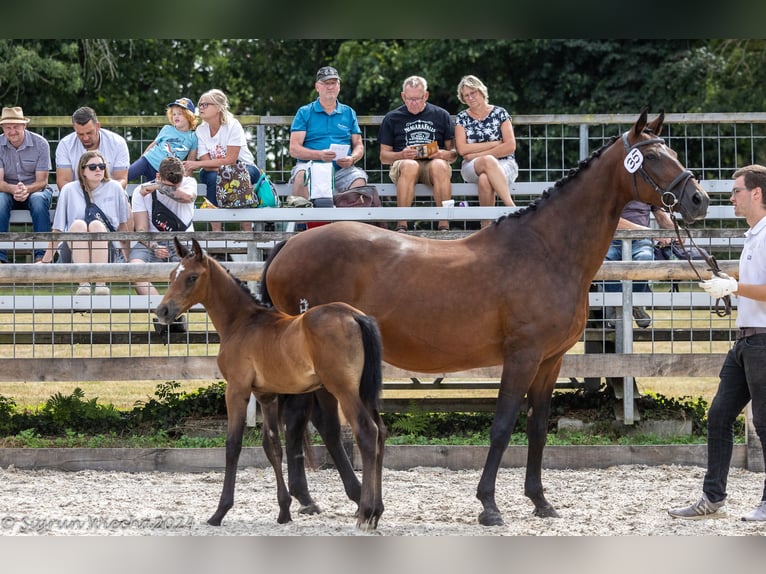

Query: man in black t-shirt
left=378, top=76, right=457, bottom=232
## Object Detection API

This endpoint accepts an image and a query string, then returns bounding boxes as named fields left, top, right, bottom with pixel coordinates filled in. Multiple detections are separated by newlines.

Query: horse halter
left=621, top=131, right=731, bottom=316
left=621, top=131, right=694, bottom=209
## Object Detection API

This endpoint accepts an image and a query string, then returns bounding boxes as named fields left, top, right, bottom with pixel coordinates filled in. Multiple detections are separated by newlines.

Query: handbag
left=151, top=191, right=190, bottom=232
left=253, top=169, right=280, bottom=208
left=82, top=189, right=115, bottom=232
left=215, top=161, right=257, bottom=208
left=303, top=161, right=334, bottom=200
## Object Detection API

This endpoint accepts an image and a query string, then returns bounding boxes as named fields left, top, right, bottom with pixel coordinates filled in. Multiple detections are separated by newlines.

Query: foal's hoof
left=207, top=516, right=222, bottom=527
left=298, top=502, right=321, bottom=515
left=478, top=509, right=505, bottom=527
left=277, top=510, right=293, bottom=524
left=533, top=504, right=560, bottom=518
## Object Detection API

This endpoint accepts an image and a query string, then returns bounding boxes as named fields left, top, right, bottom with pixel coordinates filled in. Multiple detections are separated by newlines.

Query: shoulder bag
left=82, top=189, right=116, bottom=232
left=151, top=191, right=190, bottom=232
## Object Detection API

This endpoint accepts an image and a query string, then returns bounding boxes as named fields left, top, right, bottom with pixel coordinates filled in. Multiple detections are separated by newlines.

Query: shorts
left=460, top=156, right=519, bottom=186
left=289, top=162, right=368, bottom=193
left=58, top=241, right=125, bottom=263
left=388, top=159, right=435, bottom=186
left=129, top=240, right=182, bottom=263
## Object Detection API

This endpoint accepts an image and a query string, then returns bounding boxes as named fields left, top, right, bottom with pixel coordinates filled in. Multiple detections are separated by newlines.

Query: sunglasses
left=84, top=163, right=106, bottom=171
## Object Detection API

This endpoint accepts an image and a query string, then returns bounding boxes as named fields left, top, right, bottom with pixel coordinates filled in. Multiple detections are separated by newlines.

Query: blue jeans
left=200, top=164, right=260, bottom=206
left=703, top=334, right=766, bottom=503
left=0, top=187, right=53, bottom=262
left=603, top=238, right=654, bottom=294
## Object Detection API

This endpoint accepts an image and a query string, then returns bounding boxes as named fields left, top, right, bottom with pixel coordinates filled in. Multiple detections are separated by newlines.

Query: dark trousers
left=703, top=333, right=766, bottom=503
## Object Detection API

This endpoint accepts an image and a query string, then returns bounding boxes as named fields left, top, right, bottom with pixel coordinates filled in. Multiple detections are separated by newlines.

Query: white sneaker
left=741, top=501, right=766, bottom=522
left=668, top=494, right=727, bottom=519
left=94, top=284, right=110, bottom=296
left=75, top=283, right=91, bottom=296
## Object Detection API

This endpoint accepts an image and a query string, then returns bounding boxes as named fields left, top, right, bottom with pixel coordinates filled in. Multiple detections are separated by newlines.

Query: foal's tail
left=354, top=313, right=383, bottom=409
left=259, top=239, right=288, bottom=306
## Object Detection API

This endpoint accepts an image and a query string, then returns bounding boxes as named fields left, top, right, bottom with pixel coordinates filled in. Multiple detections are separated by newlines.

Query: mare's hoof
left=357, top=514, right=380, bottom=531
left=534, top=505, right=560, bottom=518
left=207, top=516, right=222, bottom=526
left=277, top=510, right=293, bottom=524
left=478, top=509, right=505, bottom=527
left=298, top=503, right=321, bottom=515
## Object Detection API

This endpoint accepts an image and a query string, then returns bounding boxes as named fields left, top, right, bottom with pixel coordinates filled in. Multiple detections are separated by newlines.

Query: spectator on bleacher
left=0, top=106, right=53, bottom=264
left=183, top=88, right=257, bottom=232
left=40, top=151, right=131, bottom=296
left=669, top=164, right=766, bottom=522
left=288, top=66, right=368, bottom=206
left=602, top=202, right=675, bottom=329
left=129, top=156, right=196, bottom=294
left=55, top=106, right=130, bottom=191
left=378, top=75, right=457, bottom=232
left=128, top=97, right=198, bottom=182
left=454, top=75, right=517, bottom=228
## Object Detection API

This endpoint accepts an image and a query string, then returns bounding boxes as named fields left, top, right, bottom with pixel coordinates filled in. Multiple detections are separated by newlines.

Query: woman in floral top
left=454, top=75, right=518, bottom=227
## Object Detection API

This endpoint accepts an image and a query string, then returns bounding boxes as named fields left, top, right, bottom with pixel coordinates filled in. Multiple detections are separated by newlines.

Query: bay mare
left=155, top=238, right=386, bottom=530
left=261, top=110, right=710, bottom=526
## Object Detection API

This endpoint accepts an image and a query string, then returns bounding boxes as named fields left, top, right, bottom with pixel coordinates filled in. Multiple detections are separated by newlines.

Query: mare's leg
left=208, top=390, right=249, bottom=526
left=281, top=393, right=321, bottom=514
left=476, top=354, right=540, bottom=526
left=523, top=359, right=562, bottom=518
left=312, top=389, right=362, bottom=505
left=260, top=397, right=293, bottom=524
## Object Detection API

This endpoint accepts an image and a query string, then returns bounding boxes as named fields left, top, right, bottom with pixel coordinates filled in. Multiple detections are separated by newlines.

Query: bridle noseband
left=621, top=131, right=731, bottom=316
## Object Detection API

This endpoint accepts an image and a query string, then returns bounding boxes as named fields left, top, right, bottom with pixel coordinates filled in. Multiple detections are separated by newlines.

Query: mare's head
left=155, top=237, right=209, bottom=324
left=621, top=109, right=709, bottom=223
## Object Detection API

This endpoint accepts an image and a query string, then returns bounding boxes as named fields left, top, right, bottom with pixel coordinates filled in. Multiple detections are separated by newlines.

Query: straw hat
left=0, top=106, right=30, bottom=125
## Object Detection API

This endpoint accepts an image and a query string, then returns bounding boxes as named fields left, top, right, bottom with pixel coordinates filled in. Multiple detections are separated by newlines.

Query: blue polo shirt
left=290, top=99, right=362, bottom=151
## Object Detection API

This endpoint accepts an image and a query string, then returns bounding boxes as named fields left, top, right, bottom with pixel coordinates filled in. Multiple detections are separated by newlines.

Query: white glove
left=699, top=273, right=738, bottom=298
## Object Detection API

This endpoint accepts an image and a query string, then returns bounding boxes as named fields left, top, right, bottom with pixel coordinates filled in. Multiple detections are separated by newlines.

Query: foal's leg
left=260, top=398, right=293, bottom=524
left=523, top=361, right=561, bottom=518
left=208, top=392, right=249, bottom=526
left=281, top=393, right=321, bottom=514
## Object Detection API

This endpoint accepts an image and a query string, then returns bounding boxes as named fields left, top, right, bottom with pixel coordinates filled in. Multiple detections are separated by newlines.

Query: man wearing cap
left=127, top=97, right=199, bottom=182
left=0, top=106, right=53, bottom=263
left=55, top=106, right=130, bottom=191
left=288, top=66, right=368, bottom=201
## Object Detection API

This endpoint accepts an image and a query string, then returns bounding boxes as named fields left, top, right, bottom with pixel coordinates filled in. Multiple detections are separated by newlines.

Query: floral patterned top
left=455, top=105, right=514, bottom=160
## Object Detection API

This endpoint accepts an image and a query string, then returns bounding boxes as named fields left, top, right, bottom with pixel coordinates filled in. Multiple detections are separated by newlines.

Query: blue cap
left=167, top=97, right=195, bottom=113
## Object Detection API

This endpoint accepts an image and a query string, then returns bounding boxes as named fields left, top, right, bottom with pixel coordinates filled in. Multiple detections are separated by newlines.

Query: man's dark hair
left=72, top=106, right=98, bottom=126
left=159, top=156, right=184, bottom=184
left=733, top=164, right=766, bottom=206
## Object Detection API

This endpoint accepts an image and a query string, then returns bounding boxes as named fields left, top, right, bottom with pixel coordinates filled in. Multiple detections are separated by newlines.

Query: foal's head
left=155, top=237, right=209, bottom=324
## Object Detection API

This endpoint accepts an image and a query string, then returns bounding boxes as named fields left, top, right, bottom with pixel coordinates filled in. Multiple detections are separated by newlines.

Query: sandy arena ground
left=0, top=464, right=764, bottom=536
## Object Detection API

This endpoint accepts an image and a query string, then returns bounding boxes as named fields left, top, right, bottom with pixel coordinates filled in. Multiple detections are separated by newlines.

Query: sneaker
left=668, top=494, right=727, bottom=519
left=632, top=306, right=652, bottom=328
left=741, top=500, right=766, bottom=522
left=75, top=283, right=91, bottom=296
left=94, top=284, right=110, bottom=296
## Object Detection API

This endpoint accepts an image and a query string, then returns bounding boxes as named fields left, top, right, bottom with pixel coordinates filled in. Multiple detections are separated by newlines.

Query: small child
left=127, top=97, right=198, bottom=182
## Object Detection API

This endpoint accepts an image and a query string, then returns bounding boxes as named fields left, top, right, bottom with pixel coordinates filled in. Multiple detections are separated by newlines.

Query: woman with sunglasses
left=40, top=150, right=131, bottom=295
left=182, top=88, right=257, bottom=231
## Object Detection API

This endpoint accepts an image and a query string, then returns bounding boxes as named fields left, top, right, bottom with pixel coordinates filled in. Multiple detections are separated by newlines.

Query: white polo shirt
left=737, top=215, right=766, bottom=328
left=55, top=127, right=130, bottom=174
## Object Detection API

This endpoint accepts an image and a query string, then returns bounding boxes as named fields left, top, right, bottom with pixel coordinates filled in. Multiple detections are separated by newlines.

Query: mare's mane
left=494, top=134, right=621, bottom=226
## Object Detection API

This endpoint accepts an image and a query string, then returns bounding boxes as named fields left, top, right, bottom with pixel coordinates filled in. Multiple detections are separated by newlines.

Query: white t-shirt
left=52, top=179, right=131, bottom=249
left=55, top=128, right=130, bottom=174
left=131, top=176, right=196, bottom=232
left=737, top=215, right=766, bottom=328
left=196, top=115, right=254, bottom=165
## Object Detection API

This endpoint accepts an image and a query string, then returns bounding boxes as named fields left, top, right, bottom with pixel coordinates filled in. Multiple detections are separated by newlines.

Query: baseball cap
left=167, top=97, right=196, bottom=113
left=316, top=66, right=340, bottom=82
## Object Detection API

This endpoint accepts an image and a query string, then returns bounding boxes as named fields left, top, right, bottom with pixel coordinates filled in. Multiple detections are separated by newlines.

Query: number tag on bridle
left=624, top=148, right=644, bottom=173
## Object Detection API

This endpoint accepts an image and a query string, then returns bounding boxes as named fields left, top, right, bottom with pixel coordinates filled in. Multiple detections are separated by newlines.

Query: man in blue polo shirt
left=288, top=66, right=368, bottom=203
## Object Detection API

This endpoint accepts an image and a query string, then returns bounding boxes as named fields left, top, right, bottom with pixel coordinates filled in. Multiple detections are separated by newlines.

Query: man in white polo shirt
left=668, top=164, right=766, bottom=522
left=55, top=106, right=130, bottom=191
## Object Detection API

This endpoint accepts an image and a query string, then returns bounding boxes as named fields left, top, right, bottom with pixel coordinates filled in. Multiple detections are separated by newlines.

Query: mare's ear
left=647, top=110, right=665, bottom=136
left=633, top=107, right=649, bottom=137
left=174, top=236, right=188, bottom=258
left=191, top=238, right=204, bottom=261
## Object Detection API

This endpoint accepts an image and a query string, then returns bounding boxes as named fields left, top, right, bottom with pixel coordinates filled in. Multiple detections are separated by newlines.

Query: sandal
left=395, top=225, right=408, bottom=233
left=437, top=224, right=450, bottom=232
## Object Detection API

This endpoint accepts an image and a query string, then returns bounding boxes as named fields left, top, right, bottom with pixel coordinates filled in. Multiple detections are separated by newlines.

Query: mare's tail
left=354, top=313, right=383, bottom=410
left=259, top=239, right=288, bottom=306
